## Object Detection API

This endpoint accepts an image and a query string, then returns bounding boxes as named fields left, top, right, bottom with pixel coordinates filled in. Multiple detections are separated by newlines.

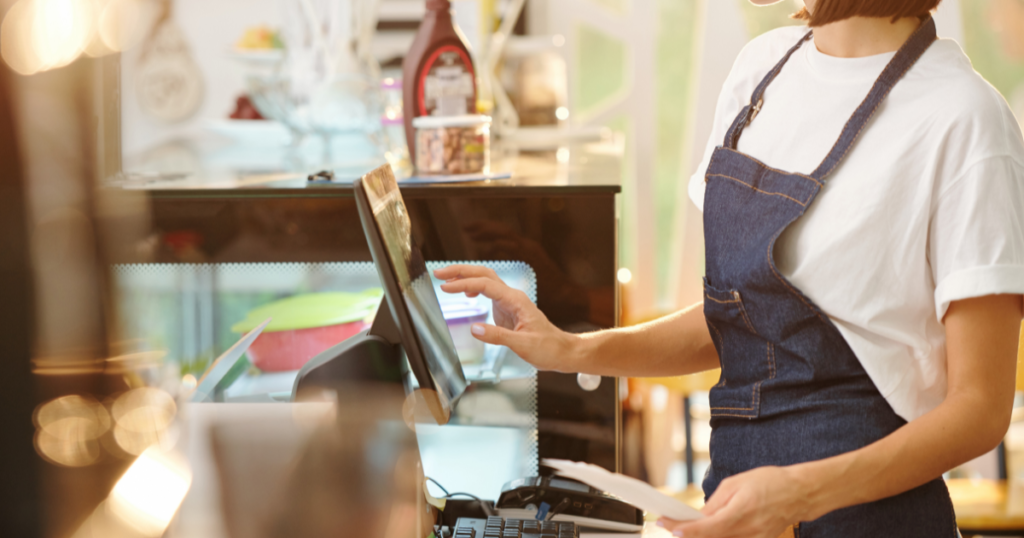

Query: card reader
left=495, top=476, right=644, bottom=532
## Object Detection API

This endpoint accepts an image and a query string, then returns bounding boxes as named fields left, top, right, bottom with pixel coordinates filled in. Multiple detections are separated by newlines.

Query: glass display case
left=106, top=165, right=621, bottom=498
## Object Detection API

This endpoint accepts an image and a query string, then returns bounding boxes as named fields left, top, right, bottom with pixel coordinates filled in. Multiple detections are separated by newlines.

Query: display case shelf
left=109, top=177, right=621, bottom=471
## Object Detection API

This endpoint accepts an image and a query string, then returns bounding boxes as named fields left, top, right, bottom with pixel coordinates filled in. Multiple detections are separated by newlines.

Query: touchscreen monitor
left=354, top=165, right=468, bottom=424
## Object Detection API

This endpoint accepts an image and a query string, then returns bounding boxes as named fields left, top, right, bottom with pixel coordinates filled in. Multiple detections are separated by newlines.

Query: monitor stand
left=292, top=298, right=405, bottom=400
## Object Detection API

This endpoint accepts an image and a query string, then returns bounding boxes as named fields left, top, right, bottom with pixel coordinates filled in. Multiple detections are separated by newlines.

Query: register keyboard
left=453, top=516, right=579, bottom=538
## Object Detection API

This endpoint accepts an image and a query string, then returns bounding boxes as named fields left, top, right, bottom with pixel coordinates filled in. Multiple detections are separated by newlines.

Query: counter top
left=948, top=478, right=1024, bottom=533
left=113, top=127, right=623, bottom=196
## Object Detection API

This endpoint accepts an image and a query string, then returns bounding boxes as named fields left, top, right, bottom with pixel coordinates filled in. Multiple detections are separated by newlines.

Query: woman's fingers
left=434, top=264, right=561, bottom=370
left=662, top=505, right=744, bottom=538
left=439, top=277, right=522, bottom=308
left=657, top=517, right=689, bottom=536
left=469, top=323, right=522, bottom=348
left=658, top=467, right=798, bottom=538
left=433, top=264, right=498, bottom=282
left=671, top=514, right=730, bottom=538
left=701, top=480, right=738, bottom=516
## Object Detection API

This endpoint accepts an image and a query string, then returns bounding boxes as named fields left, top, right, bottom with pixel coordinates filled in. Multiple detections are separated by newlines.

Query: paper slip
left=542, top=459, right=704, bottom=521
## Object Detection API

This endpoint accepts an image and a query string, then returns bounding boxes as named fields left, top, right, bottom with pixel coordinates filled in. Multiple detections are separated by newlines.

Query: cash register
left=274, top=164, right=644, bottom=536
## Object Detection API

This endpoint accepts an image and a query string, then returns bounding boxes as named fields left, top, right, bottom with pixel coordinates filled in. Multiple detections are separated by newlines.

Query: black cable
left=426, top=477, right=451, bottom=497
left=427, top=477, right=495, bottom=518
left=444, top=492, right=495, bottom=517
left=443, top=492, right=483, bottom=501
left=424, top=477, right=449, bottom=535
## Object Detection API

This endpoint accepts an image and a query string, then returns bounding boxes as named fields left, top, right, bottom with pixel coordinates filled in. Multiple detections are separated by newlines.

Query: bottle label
left=418, top=45, right=476, bottom=117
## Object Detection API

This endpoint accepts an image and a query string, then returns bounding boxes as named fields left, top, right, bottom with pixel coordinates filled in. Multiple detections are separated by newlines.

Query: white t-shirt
left=689, top=26, right=1024, bottom=422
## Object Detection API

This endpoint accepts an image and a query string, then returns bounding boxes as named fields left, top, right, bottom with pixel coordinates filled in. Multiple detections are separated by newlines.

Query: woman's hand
left=433, top=264, right=579, bottom=372
left=658, top=466, right=806, bottom=538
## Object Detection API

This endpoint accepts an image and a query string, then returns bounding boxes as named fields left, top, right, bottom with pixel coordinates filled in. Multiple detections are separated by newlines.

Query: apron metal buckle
left=747, top=98, right=764, bottom=125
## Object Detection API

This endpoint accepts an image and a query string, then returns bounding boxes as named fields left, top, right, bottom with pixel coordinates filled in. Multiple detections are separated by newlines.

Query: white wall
left=121, top=0, right=280, bottom=156
left=120, top=0, right=485, bottom=157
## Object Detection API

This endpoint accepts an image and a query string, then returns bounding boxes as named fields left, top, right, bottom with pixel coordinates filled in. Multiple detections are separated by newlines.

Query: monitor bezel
left=353, top=167, right=464, bottom=424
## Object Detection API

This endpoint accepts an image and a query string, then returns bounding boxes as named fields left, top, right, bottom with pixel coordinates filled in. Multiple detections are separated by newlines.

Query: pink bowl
left=246, top=320, right=368, bottom=372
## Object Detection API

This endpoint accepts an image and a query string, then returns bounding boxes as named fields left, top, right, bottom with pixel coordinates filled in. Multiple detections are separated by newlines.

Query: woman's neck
left=812, top=16, right=922, bottom=58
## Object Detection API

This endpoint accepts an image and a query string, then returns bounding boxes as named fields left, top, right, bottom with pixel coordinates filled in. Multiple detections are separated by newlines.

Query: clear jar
left=380, top=76, right=411, bottom=176
left=412, top=115, right=491, bottom=175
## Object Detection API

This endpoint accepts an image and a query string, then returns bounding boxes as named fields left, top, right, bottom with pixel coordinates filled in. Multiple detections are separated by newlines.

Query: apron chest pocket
left=703, top=279, right=773, bottom=419
left=703, top=279, right=756, bottom=334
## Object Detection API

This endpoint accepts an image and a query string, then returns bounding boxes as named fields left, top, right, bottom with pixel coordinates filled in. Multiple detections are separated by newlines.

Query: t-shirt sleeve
left=930, top=155, right=1024, bottom=320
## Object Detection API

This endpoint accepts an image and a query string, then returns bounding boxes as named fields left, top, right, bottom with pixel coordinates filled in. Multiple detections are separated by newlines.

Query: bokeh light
left=112, top=422, right=169, bottom=456
left=98, top=0, right=154, bottom=53
left=1, top=0, right=42, bottom=75
left=1, top=0, right=96, bottom=75
left=556, top=147, right=570, bottom=163
left=1, top=0, right=153, bottom=74
left=33, top=395, right=111, bottom=467
left=31, top=0, right=96, bottom=71
left=110, top=387, right=177, bottom=456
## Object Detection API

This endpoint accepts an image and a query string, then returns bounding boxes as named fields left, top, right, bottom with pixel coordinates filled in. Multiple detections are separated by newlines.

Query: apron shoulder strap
left=723, top=29, right=813, bottom=150
left=810, top=16, right=937, bottom=181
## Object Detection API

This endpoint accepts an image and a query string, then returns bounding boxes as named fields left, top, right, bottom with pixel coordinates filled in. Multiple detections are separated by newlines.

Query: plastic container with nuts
left=413, top=114, right=491, bottom=175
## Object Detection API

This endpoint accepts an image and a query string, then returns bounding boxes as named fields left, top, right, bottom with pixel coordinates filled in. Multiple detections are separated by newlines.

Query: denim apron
left=701, top=16, right=957, bottom=537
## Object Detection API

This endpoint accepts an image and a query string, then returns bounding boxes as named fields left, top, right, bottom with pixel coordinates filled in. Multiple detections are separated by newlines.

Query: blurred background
left=1, top=0, right=1024, bottom=537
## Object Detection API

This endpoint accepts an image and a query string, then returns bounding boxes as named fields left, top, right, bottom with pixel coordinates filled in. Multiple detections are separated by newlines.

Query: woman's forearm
left=791, top=389, right=1011, bottom=521
left=567, top=301, right=720, bottom=377
left=790, top=294, right=1021, bottom=522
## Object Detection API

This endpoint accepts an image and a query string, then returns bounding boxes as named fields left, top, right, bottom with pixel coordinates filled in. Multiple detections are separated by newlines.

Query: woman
left=436, top=0, right=1024, bottom=536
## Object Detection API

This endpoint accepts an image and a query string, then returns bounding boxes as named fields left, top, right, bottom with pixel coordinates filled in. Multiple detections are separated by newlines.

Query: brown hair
left=793, top=0, right=942, bottom=27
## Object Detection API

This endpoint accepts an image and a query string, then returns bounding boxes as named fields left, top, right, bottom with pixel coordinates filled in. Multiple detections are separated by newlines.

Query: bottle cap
left=412, top=115, right=491, bottom=129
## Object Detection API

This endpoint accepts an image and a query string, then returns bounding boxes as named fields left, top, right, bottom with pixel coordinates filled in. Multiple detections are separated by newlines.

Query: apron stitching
left=706, top=174, right=809, bottom=206
left=704, top=288, right=756, bottom=334
left=711, top=344, right=773, bottom=415
left=717, top=147, right=822, bottom=186
left=710, top=385, right=757, bottom=410
left=711, top=381, right=762, bottom=412
left=705, top=149, right=722, bottom=183
left=704, top=292, right=757, bottom=334
left=707, top=309, right=762, bottom=414
left=738, top=304, right=757, bottom=334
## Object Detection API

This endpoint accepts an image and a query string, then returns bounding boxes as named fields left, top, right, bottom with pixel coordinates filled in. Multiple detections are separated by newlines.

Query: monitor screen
left=355, top=165, right=468, bottom=424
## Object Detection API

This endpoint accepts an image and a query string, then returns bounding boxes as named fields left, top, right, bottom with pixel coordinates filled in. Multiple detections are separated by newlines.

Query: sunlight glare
left=107, top=447, right=192, bottom=536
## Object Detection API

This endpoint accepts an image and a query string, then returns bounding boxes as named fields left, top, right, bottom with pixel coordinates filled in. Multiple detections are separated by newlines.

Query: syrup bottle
left=402, top=0, right=478, bottom=155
